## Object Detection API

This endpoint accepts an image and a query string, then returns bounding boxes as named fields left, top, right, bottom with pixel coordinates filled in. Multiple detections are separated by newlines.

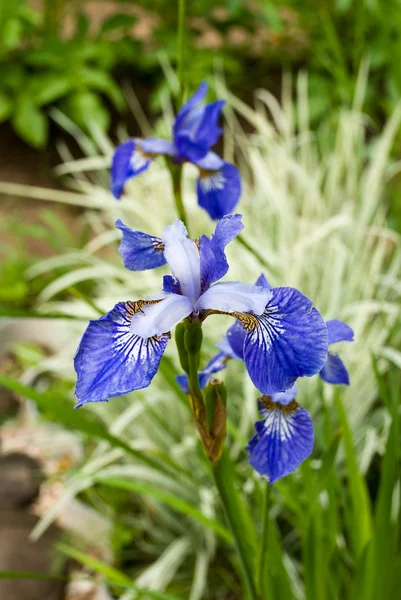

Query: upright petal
left=196, top=162, right=241, bottom=220
left=116, top=220, right=167, bottom=271
left=111, top=139, right=152, bottom=199
left=174, top=87, right=225, bottom=162
left=162, top=220, right=201, bottom=304
left=176, top=351, right=228, bottom=394
left=320, top=353, right=350, bottom=385
left=247, top=398, right=314, bottom=484
left=326, top=319, right=354, bottom=345
left=199, top=213, right=244, bottom=289
left=242, top=287, right=328, bottom=395
left=256, top=273, right=272, bottom=290
left=74, top=302, right=169, bottom=406
left=129, top=293, right=193, bottom=338
left=196, top=281, right=272, bottom=315
left=173, top=82, right=208, bottom=134
left=162, top=275, right=181, bottom=295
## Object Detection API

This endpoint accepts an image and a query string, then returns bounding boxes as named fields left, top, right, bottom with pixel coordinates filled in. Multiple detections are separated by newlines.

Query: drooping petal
left=247, top=398, right=314, bottom=484
left=320, top=353, right=350, bottom=385
left=111, top=139, right=153, bottom=199
left=162, top=275, right=181, bottom=294
left=174, top=85, right=226, bottom=162
left=162, top=220, right=201, bottom=304
left=116, top=220, right=167, bottom=271
left=139, top=137, right=175, bottom=155
left=196, top=281, right=272, bottom=315
left=129, top=293, right=193, bottom=339
left=74, top=302, right=169, bottom=406
left=256, top=273, right=272, bottom=290
left=176, top=351, right=228, bottom=394
left=242, top=287, right=328, bottom=395
left=199, top=213, right=244, bottom=289
left=196, top=162, right=241, bottom=220
left=326, top=319, right=354, bottom=345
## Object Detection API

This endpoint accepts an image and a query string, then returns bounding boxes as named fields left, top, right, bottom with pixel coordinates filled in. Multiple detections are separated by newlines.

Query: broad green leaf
left=62, top=90, right=110, bottom=132
left=0, top=92, right=12, bottom=122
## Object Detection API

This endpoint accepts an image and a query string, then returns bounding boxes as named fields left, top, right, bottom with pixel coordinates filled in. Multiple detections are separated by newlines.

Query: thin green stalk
left=257, top=482, right=270, bottom=596
left=177, top=0, right=186, bottom=109
left=237, top=234, right=276, bottom=276
left=212, top=452, right=259, bottom=600
left=170, top=164, right=190, bottom=234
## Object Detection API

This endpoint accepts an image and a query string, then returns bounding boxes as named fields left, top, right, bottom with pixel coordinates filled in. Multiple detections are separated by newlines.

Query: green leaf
left=100, top=13, right=137, bottom=34
left=97, top=477, right=233, bottom=543
left=0, top=92, right=12, bottom=123
left=2, top=18, right=23, bottom=49
left=62, top=90, right=110, bottom=132
left=32, top=75, right=72, bottom=106
left=0, top=375, right=169, bottom=476
left=12, top=101, right=48, bottom=147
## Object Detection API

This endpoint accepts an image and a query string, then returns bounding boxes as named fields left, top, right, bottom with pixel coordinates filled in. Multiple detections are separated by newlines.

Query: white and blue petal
left=111, top=139, right=153, bottom=199
left=74, top=302, right=169, bottom=407
left=173, top=81, right=208, bottom=135
left=116, top=220, right=167, bottom=271
left=176, top=351, right=228, bottom=394
left=326, top=319, right=354, bottom=345
left=129, top=293, right=193, bottom=339
left=223, top=321, right=246, bottom=360
left=199, top=213, right=244, bottom=289
left=196, top=281, right=272, bottom=315
left=320, top=353, right=350, bottom=385
left=196, top=162, right=241, bottom=220
left=270, top=383, right=298, bottom=405
left=139, top=137, right=175, bottom=155
left=162, top=220, right=201, bottom=305
left=216, top=332, right=242, bottom=360
left=247, top=398, right=314, bottom=484
left=242, top=287, right=328, bottom=395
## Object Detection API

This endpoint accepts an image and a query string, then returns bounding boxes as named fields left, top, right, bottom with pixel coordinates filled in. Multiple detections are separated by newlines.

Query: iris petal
left=196, top=281, right=271, bottom=315
left=243, top=287, right=328, bottom=395
left=326, top=319, right=354, bottom=345
left=176, top=351, right=228, bottom=394
left=162, top=220, right=201, bottom=304
left=200, top=213, right=244, bottom=289
left=173, top=82, right=208, bottom=135
left=174, top=99, right=225, bottom=163
left=320, top=353, right=350, bottom=385
left=129, top=293, right=193, bottom=338
left=247, top=399, right=314, bottom=484
left=74, top=302, right=169, bottom=406
left=139, top=137, right=175, bottom=155
left=111, top=139, right=152, bottom=199
left=116, top=220, right=167, bottom=271
left=196, top=162, right=241, bottom=220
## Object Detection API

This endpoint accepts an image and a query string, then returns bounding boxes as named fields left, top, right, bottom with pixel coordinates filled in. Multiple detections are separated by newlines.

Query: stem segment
left=171, top=164, right=190, bottom=234
left=177, top=0, right=186, bottom=108
left=212, top=452, right=259, bottom=600
left=257, top=482, right=270, bottom=596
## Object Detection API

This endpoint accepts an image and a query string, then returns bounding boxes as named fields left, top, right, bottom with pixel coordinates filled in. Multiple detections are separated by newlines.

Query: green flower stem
left=212, top=451, right=259, bottom=600
left=237, top=234, right=276, bottom=276
left=177, top=0, right=186, bottom=109
left=170, top=164, right=190, bottom=235
left=257, top=481, right=270, bottom=595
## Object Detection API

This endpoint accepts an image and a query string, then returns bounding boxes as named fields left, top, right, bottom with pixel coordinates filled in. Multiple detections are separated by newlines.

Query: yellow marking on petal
left=260, top=396, right=300, bottom=414
left=200, top=308, right=259, bottom=331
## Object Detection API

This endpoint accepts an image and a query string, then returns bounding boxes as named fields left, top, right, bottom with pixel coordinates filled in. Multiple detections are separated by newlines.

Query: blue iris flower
left=176, top=274, right=353, bottom=483
left=74, top=215, right=328, bottom=411
left=111, top=82, right=241, bottom=221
